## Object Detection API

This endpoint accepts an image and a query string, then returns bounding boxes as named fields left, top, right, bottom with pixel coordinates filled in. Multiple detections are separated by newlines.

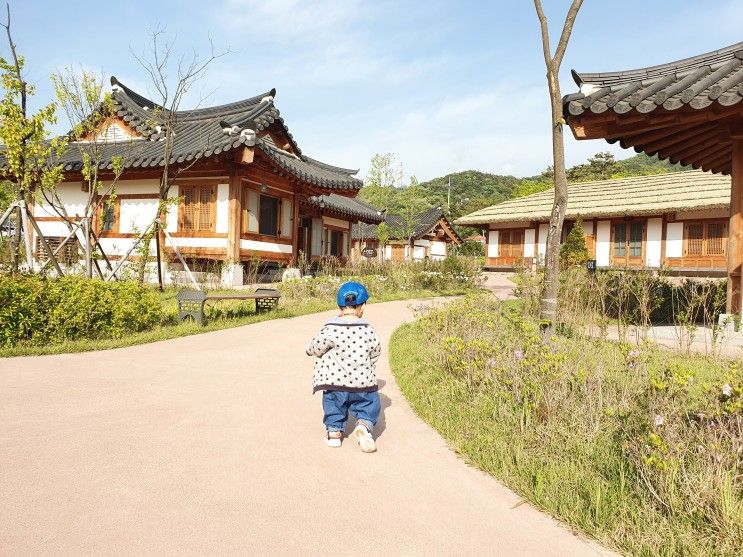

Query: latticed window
left=36, top=236, right=78, bottom=266
left=613, top=223, right=626, bottom=257
left=706, top=223, right=725, bottom=255
left=101, top=204, right=115, bottom=232
left=629, top=222, right=643, bottom=257
left=500, top=230, right=511, bottom=257
left=686, top=224, right=704, bottom=255
left=180, top=185, right=216, bottom=232
left=685, top=221, right=726, bottom=256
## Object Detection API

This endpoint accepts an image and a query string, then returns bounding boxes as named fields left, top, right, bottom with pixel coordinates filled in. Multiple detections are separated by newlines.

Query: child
left=306, top=281, right=381, bottom=452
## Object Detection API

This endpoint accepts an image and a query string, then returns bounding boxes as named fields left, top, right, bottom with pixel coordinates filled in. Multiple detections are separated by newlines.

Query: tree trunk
left=539, top=67, right=569, bottom=337
left=10, top=202, right=21, bottom=274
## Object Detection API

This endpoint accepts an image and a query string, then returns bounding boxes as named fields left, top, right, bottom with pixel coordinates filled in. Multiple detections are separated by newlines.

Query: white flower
left=722, top=383, right=733, bottom=397
left=654, top=415, right=664, bottom=427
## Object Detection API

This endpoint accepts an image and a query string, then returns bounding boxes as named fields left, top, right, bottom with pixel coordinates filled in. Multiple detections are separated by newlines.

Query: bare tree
left=533, top=0, right=584, bottom=337
left=131, top=27, right=229, bottom=288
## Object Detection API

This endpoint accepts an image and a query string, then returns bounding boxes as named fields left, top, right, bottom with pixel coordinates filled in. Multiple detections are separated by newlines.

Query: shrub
left=560, top=216, right=589, bottom=268
left=0, top=275, right=163, bottom=347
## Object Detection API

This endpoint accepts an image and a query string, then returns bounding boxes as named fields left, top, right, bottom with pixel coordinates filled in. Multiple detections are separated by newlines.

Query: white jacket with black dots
left=306, top=316, right=382, bottom=393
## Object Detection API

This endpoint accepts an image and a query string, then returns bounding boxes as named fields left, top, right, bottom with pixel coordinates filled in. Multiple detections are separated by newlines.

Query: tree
left=0, top=4, right=66, bottom=273
left=396, top=176, right=428, bottom=246
left=51, top=68, right=125, bottom=278
left=567, top=151, right=620, bottom=182
left=359, top=153, right=404, bottom=211
left=533, top=0, right=584, bottom=336
left=127, top=26, right=229, bottom=287
left=559, top=215, right=589, bottom=267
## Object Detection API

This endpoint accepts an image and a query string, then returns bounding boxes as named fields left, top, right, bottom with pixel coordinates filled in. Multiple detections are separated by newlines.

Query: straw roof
left=455, top=170, right=730, bottom=226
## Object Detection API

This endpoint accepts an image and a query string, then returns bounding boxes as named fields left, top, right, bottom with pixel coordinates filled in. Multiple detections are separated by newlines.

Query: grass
left=389, top=294, right=742, bottom=557
left=0, top=286, right=470, bottom=358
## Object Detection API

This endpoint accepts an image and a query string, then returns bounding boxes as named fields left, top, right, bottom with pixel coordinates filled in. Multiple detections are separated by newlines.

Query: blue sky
left=6, top=0, right=743, bottom=182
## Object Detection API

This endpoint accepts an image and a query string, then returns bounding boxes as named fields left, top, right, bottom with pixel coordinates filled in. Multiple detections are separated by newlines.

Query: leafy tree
left=0, top=6, right=66, bottom=272
left=359, top=152, right=404, bottom=211
left=511, top=178, right=551, bottom=199
left=52, top=68, right=125, bottom=278
left=376, top=221, right=389, bottom=253
left=567, top=151, right=620, bottom=182
left=560, top=216, right=589, bottom=267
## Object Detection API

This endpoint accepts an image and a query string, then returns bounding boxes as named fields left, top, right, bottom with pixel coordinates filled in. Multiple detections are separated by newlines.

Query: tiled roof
left=302, top=193, right=383, bottom=223
left=352, top=207, right=462, bottom=242
left=455, top=170, right=730, bottom=225
left=55, top=77, right=362, bottom=191
left=563, top=41, right=743, bottom=117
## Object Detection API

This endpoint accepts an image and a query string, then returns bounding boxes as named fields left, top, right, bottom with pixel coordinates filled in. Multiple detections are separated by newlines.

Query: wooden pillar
left=227, top=167, right=242, bottom=263
left=291, top=190, right=300, bottom=266
left=727, top=138, right=743, bottom=314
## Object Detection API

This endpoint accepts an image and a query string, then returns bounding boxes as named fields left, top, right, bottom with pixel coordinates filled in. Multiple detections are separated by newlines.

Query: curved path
left=0, top=299, right=618, bottom=556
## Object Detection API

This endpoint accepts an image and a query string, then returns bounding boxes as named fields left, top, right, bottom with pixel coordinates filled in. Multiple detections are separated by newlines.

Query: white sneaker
left=353, top=423, right=376, bottom=453
left=326, top=431, right=342, bottom=448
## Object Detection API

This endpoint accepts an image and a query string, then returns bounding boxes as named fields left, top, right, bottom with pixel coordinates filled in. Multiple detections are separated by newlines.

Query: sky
left=5, top=0, right=743, bottom=182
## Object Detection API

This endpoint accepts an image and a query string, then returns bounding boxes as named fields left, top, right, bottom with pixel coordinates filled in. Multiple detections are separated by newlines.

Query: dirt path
left=0, top=298, right=618, bottom=556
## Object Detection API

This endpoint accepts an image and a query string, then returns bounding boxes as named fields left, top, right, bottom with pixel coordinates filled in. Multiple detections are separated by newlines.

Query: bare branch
left=553, top=0, right=584, bottom=67
left=533, top=0, right=553, bottom=69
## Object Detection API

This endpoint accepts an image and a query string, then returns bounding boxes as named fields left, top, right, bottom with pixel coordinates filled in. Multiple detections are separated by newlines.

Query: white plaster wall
left=385, top=245, right=392, bottom=260
left=240, top=239, right=292, bottom=254
left=35, top=182, right=88, bottom=218
left=323, top=216, right=350, bottom=229
left=581, top=219, right=594, bottom=236
left=523, top=229, right=535, bottom=257
left=431, top=241, right=446, bottom=256
left=216, top=183, right=229, bottom=234
left=487, top=231, right=499, bottom=258
left=311, top=218, right=322, bottom=256
left=413, top=246, right=425, bottom=260
left=666, top=222, right=684, bottom=258
left=416, top=239, right=431, bottom=247
left=98, top=237, right=154, bottom=257
left=37, top=221, right=73, bottom=237
left=165, top=187, right=179, bottom=233
left=404, top=245, right=410, bottom=260
left=119, top=199, right=159, bottom=233
left=646, top=218, right=663, bottom=268
left=596, top=220, right=611, bottom=267
left=537, top=223, right=549, bottom=260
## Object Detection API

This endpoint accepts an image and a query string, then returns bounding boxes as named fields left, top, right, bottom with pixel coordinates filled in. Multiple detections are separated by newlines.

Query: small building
left=456, top=170, right=730, bottom=276
left=29, top=77, right=381, bottom=285
left=351, top=207, right=462, bottom=262
left=560, top=40, right=743, bottom=313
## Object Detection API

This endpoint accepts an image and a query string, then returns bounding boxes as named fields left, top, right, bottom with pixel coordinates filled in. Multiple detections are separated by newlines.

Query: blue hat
left=337, top=281, right=369, bottom=307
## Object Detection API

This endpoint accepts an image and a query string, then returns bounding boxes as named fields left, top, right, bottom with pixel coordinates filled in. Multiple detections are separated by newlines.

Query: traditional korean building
left=561, top=40, right=743, bottom=312
left=351, top=207, right=462, bottom=262
left=456, top=170, right=730, bottom=276
left=31, top=77, right=380, bottom=285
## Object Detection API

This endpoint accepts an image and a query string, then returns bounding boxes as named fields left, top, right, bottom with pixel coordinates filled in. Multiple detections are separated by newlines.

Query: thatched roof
left=455, top=170, right=730, bottom=226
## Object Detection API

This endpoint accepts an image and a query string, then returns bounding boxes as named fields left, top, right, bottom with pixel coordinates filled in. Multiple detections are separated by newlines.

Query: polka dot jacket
left=306, top=316, right=382, bottom=393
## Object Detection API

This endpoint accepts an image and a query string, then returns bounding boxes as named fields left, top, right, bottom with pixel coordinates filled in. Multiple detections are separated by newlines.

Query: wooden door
left=612, top=221, right=644, bottom=267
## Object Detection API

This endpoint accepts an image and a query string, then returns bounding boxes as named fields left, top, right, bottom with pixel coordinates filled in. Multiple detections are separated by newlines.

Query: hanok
left=456, top=170, right=730, bottom=276
left=562, top=40, right=743, bottom=313
left=351, top=207, right=462, bottom=262
left=31, top=77, right=380, bottom=285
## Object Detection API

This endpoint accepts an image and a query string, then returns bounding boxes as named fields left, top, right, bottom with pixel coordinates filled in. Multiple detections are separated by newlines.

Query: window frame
left=178, top=184, right=217, bottom=233
left=611, top=219, right=645, bottom=266
left=683, top=220, right=727, bottom=257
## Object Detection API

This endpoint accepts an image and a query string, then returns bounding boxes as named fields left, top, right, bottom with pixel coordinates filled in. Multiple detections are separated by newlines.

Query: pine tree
left=560, top=215, right=589, bottom=267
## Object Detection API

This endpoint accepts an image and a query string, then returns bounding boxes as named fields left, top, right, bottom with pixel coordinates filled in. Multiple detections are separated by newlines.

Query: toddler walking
left=306, top=281, right=381, bottom=452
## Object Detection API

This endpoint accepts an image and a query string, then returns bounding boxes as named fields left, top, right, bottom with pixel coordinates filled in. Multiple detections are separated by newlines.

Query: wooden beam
left=669, top=137, right=730, bottom=165
left=234, top=147, right=255, bottom=165
left=655, top=126, right=721, bottom=159
left=634, top=122, right=718, bottom=153
left=728, top=138, right=743, bottom=314
left=227, top=166, right=242, bottom=263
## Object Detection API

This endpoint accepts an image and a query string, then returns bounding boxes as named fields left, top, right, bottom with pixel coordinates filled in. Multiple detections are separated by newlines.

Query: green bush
left=0, top=275, right=163, bottom=347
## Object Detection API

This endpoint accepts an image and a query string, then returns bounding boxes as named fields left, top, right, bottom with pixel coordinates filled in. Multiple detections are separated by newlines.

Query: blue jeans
left=322, top=390, right=381, bottom=433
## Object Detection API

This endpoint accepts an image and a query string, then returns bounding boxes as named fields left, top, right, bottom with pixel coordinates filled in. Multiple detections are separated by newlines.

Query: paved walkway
left=0, top=299, right=618, bottom=556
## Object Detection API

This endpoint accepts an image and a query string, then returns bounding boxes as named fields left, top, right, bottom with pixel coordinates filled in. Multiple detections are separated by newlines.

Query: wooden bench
left=176, top=288, right=281, bottom=325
